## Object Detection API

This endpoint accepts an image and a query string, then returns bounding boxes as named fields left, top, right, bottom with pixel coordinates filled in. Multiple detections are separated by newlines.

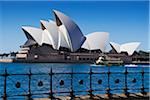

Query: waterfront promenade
left=33, top=93, right=150, bottom=100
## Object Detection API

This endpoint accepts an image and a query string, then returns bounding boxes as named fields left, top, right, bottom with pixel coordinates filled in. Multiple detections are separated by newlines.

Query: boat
left=124, top=64, right=138, bottom=67
left=95, top=56, right=123, bottom=66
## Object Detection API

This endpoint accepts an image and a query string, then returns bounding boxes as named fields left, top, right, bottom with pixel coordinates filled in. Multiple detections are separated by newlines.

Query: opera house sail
left=109, top=42, right=140, bottom=55
left=82, top=32, right=109, bottom=52
left=53, top=10, right=86, bottom=52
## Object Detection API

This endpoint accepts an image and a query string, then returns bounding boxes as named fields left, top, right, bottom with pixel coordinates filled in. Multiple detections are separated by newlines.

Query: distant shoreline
left=0, top=58, right=13, bottom=63
left=0, top=58, right=149, bottom=65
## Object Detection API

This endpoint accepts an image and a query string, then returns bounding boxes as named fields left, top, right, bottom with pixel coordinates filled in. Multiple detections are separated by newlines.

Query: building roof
left=53, top=10, right=86, bottom=52
left=22, top=10, right=141, bottom=55
left=22, top=26, right=43, bottom=45
left=22, top=10, right=87, bottom=52
left=23, top=39, right=37, bottom=47
left=110, top=42, right=141, bottom=55
left=22, top=26, right=55, bottom=48
left=82, top=32, right=109, bottom=52
left=40, top=20, right=59, bottom=49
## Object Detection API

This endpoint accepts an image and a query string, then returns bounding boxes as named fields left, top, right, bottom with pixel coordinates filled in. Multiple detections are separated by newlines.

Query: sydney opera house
left=15, top=10, right=147, bottom=64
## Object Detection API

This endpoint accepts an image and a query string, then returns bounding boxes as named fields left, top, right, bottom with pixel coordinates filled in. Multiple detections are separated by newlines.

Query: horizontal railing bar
left=5, top=87, right=149, bottom=96
left=0, top=71, right=148, bottom=76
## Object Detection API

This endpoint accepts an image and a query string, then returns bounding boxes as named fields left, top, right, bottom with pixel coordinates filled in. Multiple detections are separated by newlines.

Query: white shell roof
left=121, top=42, right=141, bottom=55
left=58, top=25, right=71, bottom=49
left=109, top=42, right=121, bottom=53
left=110, top=42, right=140, bottom=55
left=42, top=29, right=53, bottom=47
left=22, top=26, right=43, bottom=45
left=40, top=20, right=59, bottom=49
left=53, top=10, right=86, bottom=52
left=82, top=32, right=109, bottom=52
left=22, top=26, right=55, bottom=47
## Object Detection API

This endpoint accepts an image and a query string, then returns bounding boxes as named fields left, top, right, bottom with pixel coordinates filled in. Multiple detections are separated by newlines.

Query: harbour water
left=0, top=63, right=149, bottom=99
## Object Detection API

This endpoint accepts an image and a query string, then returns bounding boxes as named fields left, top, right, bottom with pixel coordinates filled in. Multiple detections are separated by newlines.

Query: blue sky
left=0, top=1, right=149, bottom=53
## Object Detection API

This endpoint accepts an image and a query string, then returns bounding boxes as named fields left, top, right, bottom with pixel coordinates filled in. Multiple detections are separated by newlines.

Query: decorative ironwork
left=132, top=78, right=136, bottom=83
left=115, top=79, right=120, bottom=84
left=0, top=66, right=149, bottom=100
left=38, top=81, right=43, bottom=87
left=98, top=79, right=102, bottom=84
left=79, top=80, right=83, bottom=85
left=15, top=82, right=21, bottom=88
left=59, top=80, right=64, bottom=86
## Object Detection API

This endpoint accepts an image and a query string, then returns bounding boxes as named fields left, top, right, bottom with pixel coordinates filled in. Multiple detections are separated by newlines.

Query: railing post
left=49, top=68, right=54, bottom=99
left=89, top=66, right=93, bottom=99
left=3, top=68, right=7, bottom=100
left=123, top=67, right=129, bottom=97
left=70, top=67, right=74, bottom=100
left=105, top=66, right=111, bottom=99
left=141, top=68, right=146, bottom=95
left=27, top=68, right=32, bottom=100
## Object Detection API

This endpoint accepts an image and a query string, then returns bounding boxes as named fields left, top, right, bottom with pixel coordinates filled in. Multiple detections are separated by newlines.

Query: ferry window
left=67, top=56, right=70, bottom=58
left=34, top=55, right=38, bottom=59
left=76, top=56, right=79, bottom=60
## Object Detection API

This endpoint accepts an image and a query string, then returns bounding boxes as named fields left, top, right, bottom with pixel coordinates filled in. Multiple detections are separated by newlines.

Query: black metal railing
left=0, top=66, right=149, bottom=100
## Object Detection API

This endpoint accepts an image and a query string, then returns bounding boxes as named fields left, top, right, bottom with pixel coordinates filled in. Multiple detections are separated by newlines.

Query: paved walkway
left=34, top=93, right=149, bottom=100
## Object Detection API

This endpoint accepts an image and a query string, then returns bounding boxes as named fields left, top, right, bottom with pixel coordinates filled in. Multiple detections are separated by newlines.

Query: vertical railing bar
left=49, top=67, right=54, bottom=99
left=124, top=67, right=129, bottom=97
left=106, top=66, right=111, bottom=99
left=27, top=67, right=32, bottom=100
left=3, top=68, right=7, bottom=100
left=141, top=67, right=146, bottom=95
left=89, top=66, right=93, bottom=99
left=70, top=67, right=74, bottom=100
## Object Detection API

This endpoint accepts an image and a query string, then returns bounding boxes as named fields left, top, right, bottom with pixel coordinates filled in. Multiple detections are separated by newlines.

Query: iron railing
left=0, top=66, right=149, bottom=100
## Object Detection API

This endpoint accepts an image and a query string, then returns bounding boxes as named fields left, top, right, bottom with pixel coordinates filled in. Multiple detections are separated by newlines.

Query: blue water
left=0, top=63, right=149, bottom=99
